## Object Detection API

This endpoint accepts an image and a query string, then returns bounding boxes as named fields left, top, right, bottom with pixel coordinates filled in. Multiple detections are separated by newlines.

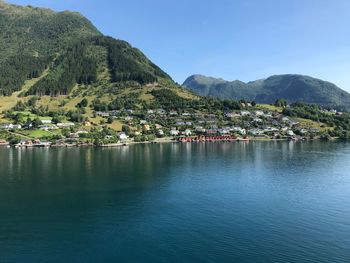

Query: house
left=169, top=110, right=178, bottom=116
left=249, top=129, right=264, bottom=136
left=263, top=127, right=279, bottom=135
left=157, top=129, right=164, bottom=136
left=299, top=128, right=308, bottom=135
left=195, top=126, right=206, bottom=133
left=206, top=129, right=218, bottom=135
left=175, top=120, right=185, bottom=126
left=156, top=109, right=166, bottom=115
left=57, top=122, right=75, bottom=128
left=232, top=127, right=246, bottom=135
left=219, top=128, right=230, bottom=135
left=147, top=110, right=154, bottom=114
left=40, top=124, right=58, bottom=131
left=155, top=124, right=162, bottom=130
left=119, top=133, right=128, bottom=140
left=226, top=112, right=240, bottom=118
left=0, top=123, right=13, bottom=130
left=240, top=111, right=250, bottom=116
left=286, top=130, right=295, bottom=136
left=140, top=120, right=147, bottom=125
left=184, top=129, right=192, bottom=136
left=41, top=119, right=52, bottom=124
left=310, top=128, right=320, bottom=133
left=255, top=111, right=264, bottom=116
left=70, top=133, right=80, bottom=139
left=96, top=111, right=110, bottom=117
left=143, top=125, right=151, bottom=131
left=170, top=129, right=179, bottom=136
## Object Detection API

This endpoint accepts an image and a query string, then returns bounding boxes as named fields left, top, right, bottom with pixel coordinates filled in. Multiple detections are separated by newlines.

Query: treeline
left=0, top=55, right=50, bottom=96
left=92, top=96, right=141, bottom=111
left=150, top=89, right=243, bottom=111
left=27, top=40, right=97, bottom=96
left=93, top=36, right=168, bottom=85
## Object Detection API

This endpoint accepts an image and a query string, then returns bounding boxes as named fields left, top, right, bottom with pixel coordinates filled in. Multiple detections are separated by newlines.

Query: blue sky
left=9, top=0, right=350, bottom=90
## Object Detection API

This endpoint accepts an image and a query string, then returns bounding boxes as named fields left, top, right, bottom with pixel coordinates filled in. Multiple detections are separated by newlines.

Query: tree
left=107, top=116, right=114, bottom=124
left=275, top=99, right=287, bottom=108
left=32, top=118, right=42, bottom=128
left=13, top=101, right=26, bottom=111
left=122, top=125, right=130, bottom=134
left=77, top=98, right=88, bottom=108
left=51, top=115, right=63, bottom=124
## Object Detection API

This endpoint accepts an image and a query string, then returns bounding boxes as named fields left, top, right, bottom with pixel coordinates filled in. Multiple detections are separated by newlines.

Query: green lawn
left=13, top=111, right=52, bottom=121
left=18, top=129, right=61, bottom=139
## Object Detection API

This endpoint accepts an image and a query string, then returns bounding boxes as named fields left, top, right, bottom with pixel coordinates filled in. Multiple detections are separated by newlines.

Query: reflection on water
left=0, top=142, right=350, bottom=262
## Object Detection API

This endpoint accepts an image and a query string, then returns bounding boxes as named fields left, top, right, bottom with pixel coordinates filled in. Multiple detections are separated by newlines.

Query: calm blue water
left=0, top=142, right=350, bottom=262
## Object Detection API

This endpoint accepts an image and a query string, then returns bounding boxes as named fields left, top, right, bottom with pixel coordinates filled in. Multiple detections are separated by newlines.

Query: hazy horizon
left=7, top=0, right=350, bottom=91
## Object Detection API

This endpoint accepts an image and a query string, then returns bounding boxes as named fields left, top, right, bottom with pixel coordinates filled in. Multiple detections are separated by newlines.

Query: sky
left=8, top=0, right=350, bottom=91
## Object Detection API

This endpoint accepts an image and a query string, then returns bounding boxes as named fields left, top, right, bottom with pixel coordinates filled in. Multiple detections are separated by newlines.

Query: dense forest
left=0, top=2, right=173, bottom=96
left=0, top=54, right=50, bottom=95
left=0, top=1, right=100, bottom=95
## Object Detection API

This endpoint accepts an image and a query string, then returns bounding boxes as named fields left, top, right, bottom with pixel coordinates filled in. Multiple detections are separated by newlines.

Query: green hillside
left=183, top=74, right=350, bottom=111
left=0, top=0, right=174, bottom=97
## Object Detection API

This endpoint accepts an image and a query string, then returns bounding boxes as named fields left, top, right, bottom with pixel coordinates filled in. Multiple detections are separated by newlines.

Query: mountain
left=183, top=74, right=350, bottom=111
left=0, top=0, right=174, bottom=97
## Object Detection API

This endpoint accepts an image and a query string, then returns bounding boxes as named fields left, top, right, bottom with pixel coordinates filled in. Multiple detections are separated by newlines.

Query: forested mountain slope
left=183, top=74, right=350, bottom=111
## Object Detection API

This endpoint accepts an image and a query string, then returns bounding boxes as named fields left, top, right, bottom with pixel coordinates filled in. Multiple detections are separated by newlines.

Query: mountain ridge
left=183, top=74, right=350, bottom=111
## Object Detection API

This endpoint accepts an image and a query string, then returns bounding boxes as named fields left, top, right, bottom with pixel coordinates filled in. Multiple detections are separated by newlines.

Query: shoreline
left=1, top=136, right=341, bottom=149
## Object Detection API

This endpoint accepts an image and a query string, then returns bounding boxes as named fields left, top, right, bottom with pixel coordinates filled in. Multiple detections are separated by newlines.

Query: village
left=0, top=102, right=333, bottom=148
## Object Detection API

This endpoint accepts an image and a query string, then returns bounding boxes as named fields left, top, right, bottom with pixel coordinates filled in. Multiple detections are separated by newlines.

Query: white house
left=184, top=129, right=192, bottom=136
left=240, top=111, right=251, bottom=116
left=286, top=130, right=295, bottom=136
left=119, top=132, right=128, bottom=140
left=170, top=129, right=179, bottom=136
left=41, top=119, right=52, bottom=124
left=57, top=122, right=75, bottom=128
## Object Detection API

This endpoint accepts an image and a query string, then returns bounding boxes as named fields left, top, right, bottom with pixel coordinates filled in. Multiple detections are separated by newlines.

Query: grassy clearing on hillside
left=295, top=118, right=333, bottom=132
left=18, top=129, right=62, bottom=139
left=257, top=104, right=283, bottom=112
left=107, top=120, right=123, bottom=131
left=12, top=111, right=52, bottom=121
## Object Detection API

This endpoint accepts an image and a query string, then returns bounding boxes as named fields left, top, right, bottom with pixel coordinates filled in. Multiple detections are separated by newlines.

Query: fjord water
left=0, top=142, right=350, bottom=262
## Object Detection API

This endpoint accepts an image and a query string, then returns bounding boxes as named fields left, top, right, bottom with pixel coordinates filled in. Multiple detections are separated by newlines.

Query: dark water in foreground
left=0, top=142, right=350, bottom=262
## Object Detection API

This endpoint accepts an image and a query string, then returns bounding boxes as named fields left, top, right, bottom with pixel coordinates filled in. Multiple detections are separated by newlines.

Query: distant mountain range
left=183, top=74, right=350, bottom=111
